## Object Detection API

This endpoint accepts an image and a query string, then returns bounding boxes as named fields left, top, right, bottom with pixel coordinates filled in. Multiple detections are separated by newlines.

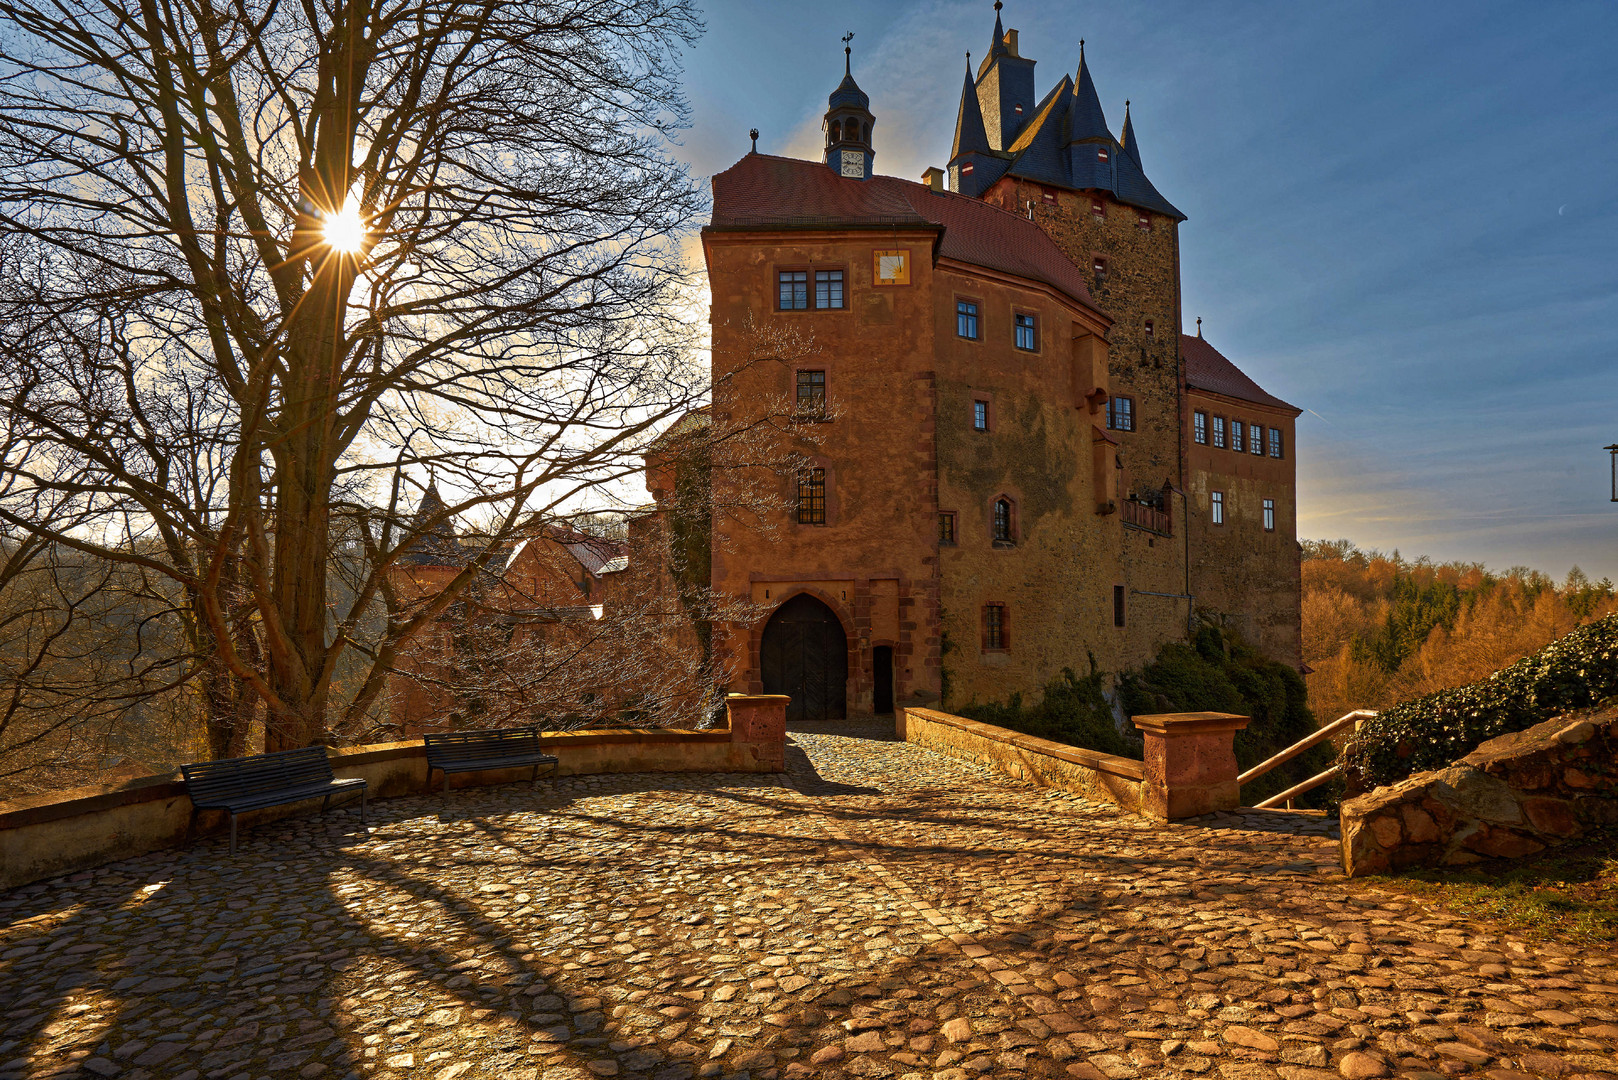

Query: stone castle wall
left=983, top=179, right=1191, bottom=666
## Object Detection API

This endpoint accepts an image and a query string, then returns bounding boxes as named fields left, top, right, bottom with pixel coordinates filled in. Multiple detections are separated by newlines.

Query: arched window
left=829, top=119, right=841, bottom=143
left=993, top=498, right=1013, bottom=543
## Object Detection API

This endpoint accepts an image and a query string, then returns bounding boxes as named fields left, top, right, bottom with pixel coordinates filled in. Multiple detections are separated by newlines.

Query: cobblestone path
left=3, top=721, right=1616, bottom=1080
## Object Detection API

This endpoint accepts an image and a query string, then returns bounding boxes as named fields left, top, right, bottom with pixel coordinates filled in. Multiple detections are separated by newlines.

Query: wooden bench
left=180, top=746, right=367, bottom=855
left=423, top=726, right=559, bottom=796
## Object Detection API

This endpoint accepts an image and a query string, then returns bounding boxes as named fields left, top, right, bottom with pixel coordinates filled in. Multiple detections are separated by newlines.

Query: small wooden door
left=872, top=646, right=894, bottom=715
left=760, top=594, right=848, bottom=722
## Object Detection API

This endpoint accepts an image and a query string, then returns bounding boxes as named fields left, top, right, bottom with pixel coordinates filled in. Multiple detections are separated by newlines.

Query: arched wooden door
left=760, top=594, right=848, bottom=722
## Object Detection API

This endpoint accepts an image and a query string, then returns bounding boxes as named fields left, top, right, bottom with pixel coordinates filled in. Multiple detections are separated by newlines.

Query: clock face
left=840, top=150, right=864, bottom=178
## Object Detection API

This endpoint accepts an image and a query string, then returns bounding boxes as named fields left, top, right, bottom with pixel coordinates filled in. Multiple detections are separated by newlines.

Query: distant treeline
left=1302, top=539, right=1617, bottom=723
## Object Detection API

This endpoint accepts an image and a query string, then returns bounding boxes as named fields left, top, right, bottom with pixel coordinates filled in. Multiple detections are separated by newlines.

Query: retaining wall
left=1340, top=708, right=1618, bottom=877
left=898, top=707, right=1145, bottom=813
left=0, top=697, right=786, bottom=892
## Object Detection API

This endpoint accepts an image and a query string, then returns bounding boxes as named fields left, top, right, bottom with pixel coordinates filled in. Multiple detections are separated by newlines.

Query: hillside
left=1302, top=539, right=1616, bottom=722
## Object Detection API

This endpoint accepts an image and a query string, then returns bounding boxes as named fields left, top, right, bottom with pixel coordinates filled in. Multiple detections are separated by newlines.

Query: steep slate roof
left=708, top=153, right=1101, bottom=314
left=398, top=481, right=466, bottom=566
left=950, top=61, right=990, bottom=161
left=1182, top=334, right=1300, bottom=414
left=967, top=45, right=1183, bottom=221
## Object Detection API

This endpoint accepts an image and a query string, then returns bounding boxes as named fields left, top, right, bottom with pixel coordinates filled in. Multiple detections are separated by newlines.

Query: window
left=1107, top=395, right=1135, bottom=432
left=1113, top=585, right=1126, bottom=628
left=956, top=299, right=980, bottom=340
left=1097, top=145, right=1109, bottom=163
left=1269, top=427, right=1284, bottom=459
left=1212, top=416, right=1226, bottom=449
left=1014, top=312, right=1037, bottom=351
left=796, top=467, right=826, bottom=525
left=777, top=270, right=808, bottom=311
left=1250, top=424, right=1264, bottom=455
left=1263, top=498, right=1276, bottom=533
left=1091, top=198, right=1105, bottom=219
left=984, top=604, right=1007, bottom=650
left=972, top=399, right=989, bottom=431
left=795, top=370, right=826, bottom=418
left=992, top=498, right=1013, bottom=543
left=1230, top=420, right=1245, bottom=454
left=1137, top=212, right=1151, bottom=230
left=814, top=269, right=845, bottom=310
left=1194, top=410, right=1207, bottom=444
left=1042, top=190, right=1057, bottom=205
left=1144, top=319, right=1154, bottom=337
left=961, top=162, right=974, bottom=175
left=938, top=512, right=956, bottom=545
left=1092, top=256, right=1108, bottom=282
left=1210, top=490, right=1224, bottom=525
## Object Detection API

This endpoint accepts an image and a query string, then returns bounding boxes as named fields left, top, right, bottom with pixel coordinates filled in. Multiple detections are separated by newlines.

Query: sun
left=322, top=196, right=367, bottom=255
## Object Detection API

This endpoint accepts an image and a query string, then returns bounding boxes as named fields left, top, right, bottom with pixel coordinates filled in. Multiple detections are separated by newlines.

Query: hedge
left=1341, top=612, right=1618, bottom=793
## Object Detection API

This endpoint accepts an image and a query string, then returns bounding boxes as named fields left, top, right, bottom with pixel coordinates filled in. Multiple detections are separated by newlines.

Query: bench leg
left=229, top=814, right=238, bottom=857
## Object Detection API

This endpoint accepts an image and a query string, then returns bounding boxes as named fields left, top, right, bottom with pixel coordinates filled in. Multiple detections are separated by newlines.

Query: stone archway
left=759, top=594, right=848, bottom=722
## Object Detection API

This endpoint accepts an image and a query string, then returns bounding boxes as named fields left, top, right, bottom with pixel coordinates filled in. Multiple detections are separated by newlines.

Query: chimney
left=1004, top=29, right=1019, bottom=56
left=921, top=167, right=946, bottom=192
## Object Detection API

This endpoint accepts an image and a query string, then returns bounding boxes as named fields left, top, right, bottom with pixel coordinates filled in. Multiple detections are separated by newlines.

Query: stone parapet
left=1340, top=709, right=1618, bottom=877
left=899, top=707, right=1145, bottom=813
left=0, top=716, right=785, bottom=892
left=1132, top=711, right=1251, bottom=821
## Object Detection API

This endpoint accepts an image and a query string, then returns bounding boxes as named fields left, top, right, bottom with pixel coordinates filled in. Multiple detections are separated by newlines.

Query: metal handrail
left=1255, top=765, right=1342, bottom=809
left=1237, top=709, right=1376, bottom=787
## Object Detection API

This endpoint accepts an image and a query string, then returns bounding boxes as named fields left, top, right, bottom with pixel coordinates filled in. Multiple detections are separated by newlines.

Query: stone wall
left=0, top=698, right=786, bottom=892
left=899, top=707, right=1144, bottom=813
left=1340, top=709, right=1618, bottom=877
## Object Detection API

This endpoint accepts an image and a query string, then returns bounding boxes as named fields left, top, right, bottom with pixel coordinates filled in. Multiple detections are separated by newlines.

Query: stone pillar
left=725, top=694, right=789, bottom=772
left=1131, top=711, right=1251, bottom=821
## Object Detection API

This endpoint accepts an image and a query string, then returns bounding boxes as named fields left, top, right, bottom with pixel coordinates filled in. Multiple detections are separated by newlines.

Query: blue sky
left=671, top=0, right=1618, bottom=580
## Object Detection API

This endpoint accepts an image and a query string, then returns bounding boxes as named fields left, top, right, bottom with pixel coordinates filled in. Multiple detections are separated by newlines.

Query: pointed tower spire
left=1069, top=39, right=1109, bottom=141
left=951, top=54, right=990, bottom=161
left=988, top=1, right=1008, bottom=61
left=1121, top=99, right=1141, bottom=166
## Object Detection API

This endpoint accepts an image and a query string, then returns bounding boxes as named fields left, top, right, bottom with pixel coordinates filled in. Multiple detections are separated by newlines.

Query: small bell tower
left=825, top=32, right=874, bottom=180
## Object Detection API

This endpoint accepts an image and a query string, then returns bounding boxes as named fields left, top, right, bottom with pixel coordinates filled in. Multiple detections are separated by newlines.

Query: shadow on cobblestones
left=2, top=725, right=1617, bottom=1080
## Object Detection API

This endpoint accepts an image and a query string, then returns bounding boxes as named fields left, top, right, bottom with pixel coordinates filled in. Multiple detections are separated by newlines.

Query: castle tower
left=975, top=1, right=1036, bottom=151
left=824, top=35, right=874, bottom=180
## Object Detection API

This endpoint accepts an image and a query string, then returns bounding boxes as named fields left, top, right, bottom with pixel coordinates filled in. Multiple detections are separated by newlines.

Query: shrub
left=1342, top=613, right=1618, bottom=793
left=957, top=657, right=1136, bottom=757
left=1119, top=625, right=1332, bottom=808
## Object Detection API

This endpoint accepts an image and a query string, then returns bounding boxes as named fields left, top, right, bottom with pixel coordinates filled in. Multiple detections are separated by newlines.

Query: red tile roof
left=1182, top=334, right=1300, bottom=414
left=707, top=154, right=1103, bottom=315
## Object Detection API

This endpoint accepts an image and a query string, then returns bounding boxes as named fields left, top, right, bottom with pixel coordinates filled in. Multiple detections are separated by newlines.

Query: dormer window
left=1097, top=146, right=1110, bottom=163
left=1014, top=104, right=1024, bottom=116
left=961, top=162, right=975, bottom=175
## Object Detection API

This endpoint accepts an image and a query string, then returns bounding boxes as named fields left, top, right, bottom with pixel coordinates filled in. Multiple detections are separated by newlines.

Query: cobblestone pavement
left=3, top=721, right=1616, bottom=1080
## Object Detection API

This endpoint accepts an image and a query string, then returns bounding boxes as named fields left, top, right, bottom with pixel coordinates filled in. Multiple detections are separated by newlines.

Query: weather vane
left=842, top=31, right=854, bottom=53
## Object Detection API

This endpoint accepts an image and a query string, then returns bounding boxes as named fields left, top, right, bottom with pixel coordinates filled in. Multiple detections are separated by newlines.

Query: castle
left=389, top=7, right=1303, bottom=732
left=699, top=7, right=1301, bottom=721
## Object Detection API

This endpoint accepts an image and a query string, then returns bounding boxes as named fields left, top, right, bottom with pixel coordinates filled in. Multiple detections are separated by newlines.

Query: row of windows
left=1195, top=410, right=1285, bottom=458
left=956, top=300, right=1041, bottom=351
left=937, top=498, right=1016, bottom=545
left=980, top=588, right=1128, bottom=654
left=1208, top=492, right=1278, bottom=532
left=778, top=269, right=845, bottom=311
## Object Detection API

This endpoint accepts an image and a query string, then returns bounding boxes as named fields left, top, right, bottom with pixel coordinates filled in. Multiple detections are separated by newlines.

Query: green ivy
left=1342, top=612, right=1618, bottom=792
left=957, top=656, right=1134, bottom=757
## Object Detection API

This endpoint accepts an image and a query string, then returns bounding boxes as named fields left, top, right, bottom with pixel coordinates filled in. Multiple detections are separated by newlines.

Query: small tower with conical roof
left=949, top=54, right=995, bottom=197
left=825, top=33, right=874, bottom=180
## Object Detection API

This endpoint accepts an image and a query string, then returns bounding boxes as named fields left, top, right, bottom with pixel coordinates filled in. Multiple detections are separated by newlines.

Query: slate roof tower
left=824, top=34, right=875, bottom=180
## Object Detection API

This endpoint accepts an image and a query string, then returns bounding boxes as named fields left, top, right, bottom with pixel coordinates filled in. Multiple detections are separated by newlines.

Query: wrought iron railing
left=1238, top=709, right=1376, bottom=809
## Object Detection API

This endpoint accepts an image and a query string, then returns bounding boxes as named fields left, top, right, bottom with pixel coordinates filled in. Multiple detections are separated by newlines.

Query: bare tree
left=0, top=0, right=714, bottom=750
